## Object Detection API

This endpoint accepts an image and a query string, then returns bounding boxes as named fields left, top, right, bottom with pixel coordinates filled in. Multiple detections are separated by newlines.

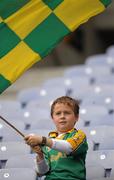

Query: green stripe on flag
left=43, top=0, right=64, bottom=10
left=24, top=13, right=70, bottom=57
left=0, top=22, right=20, bottom=58
left=100, top=0, right=112, bottom=7
left=0, top=75, right=11, bottom=94
left=0, top=0, right=30, bottom=19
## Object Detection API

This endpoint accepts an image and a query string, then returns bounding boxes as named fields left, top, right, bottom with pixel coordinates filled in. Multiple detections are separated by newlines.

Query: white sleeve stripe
left=51, top=139, right=73, bottom=154
left=34, top=158, right=49, bottom=175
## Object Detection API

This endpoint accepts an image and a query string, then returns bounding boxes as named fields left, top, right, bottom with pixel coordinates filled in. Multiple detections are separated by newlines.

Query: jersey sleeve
left=66, top=130, right=88, bottom=155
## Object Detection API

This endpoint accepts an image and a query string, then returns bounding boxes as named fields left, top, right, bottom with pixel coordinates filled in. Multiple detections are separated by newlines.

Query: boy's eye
left=55, top=112, right=61, bottom=115
left=64, top=111, right=70, bottom=114
left=55, top=111, right=71, bottom=115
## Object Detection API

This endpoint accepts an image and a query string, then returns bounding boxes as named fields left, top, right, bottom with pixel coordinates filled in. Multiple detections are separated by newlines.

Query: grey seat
left=85, top=54, right=113, bottom=68
left=82, top=114, right=114, bottom=127
left=81, top=126, right=114, bottom=140
left=0, top=168, right=37, bottom=180
left=17, top=87, right=41, bottom=107
left=110, top=168, right=114, bottom=178
left=87, top=136, right=114, bottom=151
left=86, top=150, right=114, bottom=169
left=0, top=120, right=25, bottom=142
left=24, top=128, right=51, bottom=138
left=5, top=154, right=36, bottom=169
left=0, top=142, right=30, bottom=161
left=80, top=105, right=108, bottom=122
left=86, top=165, right=105, bottom=179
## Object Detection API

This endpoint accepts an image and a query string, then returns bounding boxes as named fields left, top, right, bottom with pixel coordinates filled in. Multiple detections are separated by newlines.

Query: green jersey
left=42, top=128, right=88, bottom=180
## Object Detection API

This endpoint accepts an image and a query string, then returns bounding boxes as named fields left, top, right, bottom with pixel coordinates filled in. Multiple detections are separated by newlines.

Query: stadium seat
left=0, top=141, right=30, bottom=168
left=17, top=87, right=41, bottom=107
left=0, top=100, right=21, bottom=112
left=0, top=168, right=37, bottom=180
left=0, top=100, right=22, bottom=119
left=26, top=99, right=51, bottom=109
left=24, top=129, right=51, bottom=138
left=82, top=126, right=114, bottom=141
left=88, top=136, right=114, bottom=151
left=82, top=114, right=114, bottom=127
left=81, top=91, right=114, bottom=114
left=21, top=86, right=66, bottom=110
left=42, top=77, right=66, bottom=88
left=85, top=54, right=113, bottom=68
left=20, top=107, right=51, bottom=129
left=110, top=168, right=114, bottom=178
left=86, top=165, right=105, bottom=179
left=87, top=66, right=111, bottom=83
left=86, top=150, right=114, bottom=169
left=68, top=86, right=91, bottom=103
left=0, top=120, right=25, bottom=142
left=106, top=45, right=114, bottom=57
left=5, top=154, right=36, bottom=169
left=0, top=142, right=30, bottom=161
left=28, top=118, right=55, bottom=130
left=63, top=76, right=91, bottom=100
left=81, top=84, right=114, bottom=101
left=80, top=105, right=108, bottom=122
left=39, top=86, right=66, bottom=100
left=94, top=74, right=114, bottom=85
left=64, top=64, right=93, bottom=79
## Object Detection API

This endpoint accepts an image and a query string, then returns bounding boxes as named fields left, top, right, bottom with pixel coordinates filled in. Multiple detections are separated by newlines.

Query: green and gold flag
left=0, top=0, right=111, bottom=94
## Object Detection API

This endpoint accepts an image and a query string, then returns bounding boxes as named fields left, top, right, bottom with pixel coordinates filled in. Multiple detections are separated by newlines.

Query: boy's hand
left=31, top=145, right=42, bottom=154
left=24, top=134, right=42, bottom=146
left=32, top=145, right=44, bottom=161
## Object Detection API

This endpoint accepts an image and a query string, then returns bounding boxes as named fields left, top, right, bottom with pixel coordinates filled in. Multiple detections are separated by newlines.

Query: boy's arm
left=35, top=156, right=49, bottom=175
left=31, top=145, right=49, bottom=175
left=25, top=131, right=88, bottom=155
left=66, top=130, right=88, bottom=155
left=46, top=130, right=88, bottom=155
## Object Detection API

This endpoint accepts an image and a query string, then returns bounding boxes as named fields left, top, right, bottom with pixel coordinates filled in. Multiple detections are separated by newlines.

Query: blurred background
left=0, top=2, right=114, bottom=180
left=0, top=2, right=114, bottom=100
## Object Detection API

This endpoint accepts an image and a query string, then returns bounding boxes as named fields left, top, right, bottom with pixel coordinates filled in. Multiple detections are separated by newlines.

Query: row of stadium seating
left=0, top=45, right=114, bottom=179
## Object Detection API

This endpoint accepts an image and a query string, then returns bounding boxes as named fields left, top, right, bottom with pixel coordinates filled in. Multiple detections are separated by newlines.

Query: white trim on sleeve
left=51, top=139, right=73, bottom=154
left=35, top=158, right=49, bottom=175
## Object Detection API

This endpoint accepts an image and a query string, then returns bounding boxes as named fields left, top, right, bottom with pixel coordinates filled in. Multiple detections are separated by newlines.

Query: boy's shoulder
left=48, top=128, right=86, bottom=138
left=48, top=130, right=58, bottom=138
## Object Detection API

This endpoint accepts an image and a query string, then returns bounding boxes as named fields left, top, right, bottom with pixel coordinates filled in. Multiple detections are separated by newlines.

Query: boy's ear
left=75, top=115, right=79, bottom=122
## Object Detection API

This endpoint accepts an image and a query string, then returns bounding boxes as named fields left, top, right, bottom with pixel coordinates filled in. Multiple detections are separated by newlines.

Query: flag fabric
left=0, top=0, right=111, bottom=94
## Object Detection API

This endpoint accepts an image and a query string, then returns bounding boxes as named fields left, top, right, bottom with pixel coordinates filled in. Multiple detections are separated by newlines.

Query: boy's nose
left=60, top=113, right=65, bottom=118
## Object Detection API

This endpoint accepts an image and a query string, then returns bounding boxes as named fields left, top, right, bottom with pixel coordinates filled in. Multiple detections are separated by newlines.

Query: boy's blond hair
left=51, top=96, right=79, bottom=117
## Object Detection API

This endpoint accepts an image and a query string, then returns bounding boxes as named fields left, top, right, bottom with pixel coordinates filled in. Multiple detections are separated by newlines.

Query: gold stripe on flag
left=0, top=41, right=40, bottom=82
left=4, top=0, right=52, bottom=39
left=54, top=0, right=105, bottom=31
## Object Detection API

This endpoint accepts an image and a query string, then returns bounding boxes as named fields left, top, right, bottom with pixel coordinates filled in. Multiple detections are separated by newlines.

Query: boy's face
left=52, top=103, right=78, bottom=133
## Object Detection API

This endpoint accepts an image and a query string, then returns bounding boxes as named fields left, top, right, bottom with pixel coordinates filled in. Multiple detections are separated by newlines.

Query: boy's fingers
left=24, top=135, right=30, bottom=141
left=24, top=134, right=35, bottom=141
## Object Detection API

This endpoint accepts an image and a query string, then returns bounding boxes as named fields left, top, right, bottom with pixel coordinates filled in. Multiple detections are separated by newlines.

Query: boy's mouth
left=59, top=121, right=67, bottom=124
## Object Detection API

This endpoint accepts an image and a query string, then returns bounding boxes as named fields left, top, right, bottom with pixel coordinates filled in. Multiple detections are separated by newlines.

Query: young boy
left=25, top=96, right=88, bottom=180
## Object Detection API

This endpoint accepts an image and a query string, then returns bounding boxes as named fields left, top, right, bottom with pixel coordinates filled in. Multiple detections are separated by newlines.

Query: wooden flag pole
left=0, top=115, right=25, bottom=138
